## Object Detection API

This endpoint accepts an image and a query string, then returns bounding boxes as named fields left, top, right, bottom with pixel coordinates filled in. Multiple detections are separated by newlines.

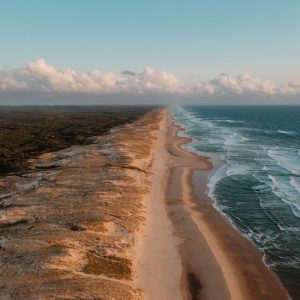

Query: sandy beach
left=0, top=106, right=290, bottom=299
left=136, top=108, right=289, bottom=299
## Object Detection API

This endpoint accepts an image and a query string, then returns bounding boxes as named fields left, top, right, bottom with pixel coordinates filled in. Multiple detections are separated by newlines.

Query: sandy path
left=135, top=110, right=182, bottom=300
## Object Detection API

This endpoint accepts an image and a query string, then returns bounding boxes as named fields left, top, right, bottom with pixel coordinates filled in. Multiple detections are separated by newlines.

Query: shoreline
left=136, top=108, right=289, bottom=299
left=165, top=118, right=232, bottom=300
left=0, top=106, right=290, bottom=299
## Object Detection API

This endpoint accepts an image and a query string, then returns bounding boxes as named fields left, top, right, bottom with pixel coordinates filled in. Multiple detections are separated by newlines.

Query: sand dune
left=0, top=109, right=163, bottom=299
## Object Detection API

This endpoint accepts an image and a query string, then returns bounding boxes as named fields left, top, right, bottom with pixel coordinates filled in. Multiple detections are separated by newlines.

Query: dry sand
left=0, top=109, right=164, bottom=299
left=134, top=109, right=182, bottom=300
left=136, top=109, right=289, bottom=300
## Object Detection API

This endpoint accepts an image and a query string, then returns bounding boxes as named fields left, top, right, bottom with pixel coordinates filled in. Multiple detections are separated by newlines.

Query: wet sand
left=136, top=109, right=289, bottom=299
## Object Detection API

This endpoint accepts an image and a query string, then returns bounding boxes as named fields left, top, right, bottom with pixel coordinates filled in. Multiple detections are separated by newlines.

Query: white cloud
left=279, top=79, right=300, bottom=95
left=0, top=58, right=299, bottom=98
left=0, top=67, right=30, bottom=91
left=194, top=73, right=278, bottom=96
left=0, top=58, right=183, bottom=94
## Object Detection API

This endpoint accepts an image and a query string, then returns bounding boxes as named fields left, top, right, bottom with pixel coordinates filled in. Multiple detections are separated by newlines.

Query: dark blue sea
left=172, top=105, right=300, bottom=300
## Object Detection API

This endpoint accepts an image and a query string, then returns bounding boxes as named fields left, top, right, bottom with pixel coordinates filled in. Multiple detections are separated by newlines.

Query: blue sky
left=1, top=0, right=300, bottom=80
left=0, top=0, right=300, bottom=104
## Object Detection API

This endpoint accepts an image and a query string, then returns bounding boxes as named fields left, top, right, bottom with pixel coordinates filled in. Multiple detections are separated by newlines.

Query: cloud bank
left=0, top=58, right=183, bottom=95
left=0, top=58, right=300, bottom=99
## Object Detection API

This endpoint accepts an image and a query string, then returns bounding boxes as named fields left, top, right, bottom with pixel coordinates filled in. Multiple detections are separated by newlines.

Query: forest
left=0, top=106, right=153, bottom=175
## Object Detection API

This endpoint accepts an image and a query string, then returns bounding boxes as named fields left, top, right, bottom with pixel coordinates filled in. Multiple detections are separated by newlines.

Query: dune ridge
left=0, top=108, right=164, bottom=299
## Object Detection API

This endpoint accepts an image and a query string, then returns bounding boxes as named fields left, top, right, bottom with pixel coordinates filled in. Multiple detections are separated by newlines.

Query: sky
left=0, top=0, right=300, bottom=105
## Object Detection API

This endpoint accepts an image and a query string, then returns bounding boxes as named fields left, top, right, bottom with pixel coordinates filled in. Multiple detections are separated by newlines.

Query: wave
left=172, top=105, right=210, bottom=127
left=223, top=131, right=240, bottom=146
left=277, top=223, right=300, bottom=233
left=207, top=161, right=252, bottom=208
left=175, top=106, right=300, bottom=220
left=268, top=174, right=300, bottom=218
left=290, top=176, right=300, bottom=194
left=241, top=136, right=251, bottom=142
left=207, top=164, right=228, bottom=201
left=267, top=148, right=300, bottom=176
left=173, top=105, right=300, bottom=299
left=220, top=119, right=244, bottom=123
left=277, top=130, right=296, bottom=135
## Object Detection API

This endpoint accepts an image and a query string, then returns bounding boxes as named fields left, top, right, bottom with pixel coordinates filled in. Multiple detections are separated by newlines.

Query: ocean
left=172, top=105, right=300, bottom=299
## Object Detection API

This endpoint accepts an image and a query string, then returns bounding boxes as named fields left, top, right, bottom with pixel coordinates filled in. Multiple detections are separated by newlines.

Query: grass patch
left=83, top=253, right=132, bottom=280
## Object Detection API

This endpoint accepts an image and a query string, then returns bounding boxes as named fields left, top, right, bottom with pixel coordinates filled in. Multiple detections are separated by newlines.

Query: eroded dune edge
left=0, top=108, right=164, bottom=300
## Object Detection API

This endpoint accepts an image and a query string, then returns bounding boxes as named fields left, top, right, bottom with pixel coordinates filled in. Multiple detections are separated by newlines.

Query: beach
left=0, top=106, right=291, bottom=299
left=136, top=108, right=289, bottom=299
left=1, top=1, right=299, bottom=298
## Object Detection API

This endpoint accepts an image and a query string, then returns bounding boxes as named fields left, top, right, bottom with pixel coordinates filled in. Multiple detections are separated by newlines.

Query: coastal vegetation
left=83, top=253, right=132, bottom=280
left=0, top=106, right=153, bottom=175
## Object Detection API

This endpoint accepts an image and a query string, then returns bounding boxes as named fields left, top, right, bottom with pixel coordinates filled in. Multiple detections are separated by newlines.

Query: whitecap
left=224, top=119, right=244, bottom=123
left=290, top=176, right=300, bottom=194
left=267, top=148, right=300, bottom=176
left=268, top=174, right=300, bottom=218
left=277, top=130, right=296, bottom=135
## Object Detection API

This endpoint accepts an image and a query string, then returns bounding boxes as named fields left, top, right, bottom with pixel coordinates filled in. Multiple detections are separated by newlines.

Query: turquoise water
left=172, top=105, right=300, bottom=299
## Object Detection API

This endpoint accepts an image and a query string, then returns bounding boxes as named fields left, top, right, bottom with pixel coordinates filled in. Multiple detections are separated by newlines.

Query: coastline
left=136, top=108, right=289, bottom=299
left=0, top=105, right=291, bottom=299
